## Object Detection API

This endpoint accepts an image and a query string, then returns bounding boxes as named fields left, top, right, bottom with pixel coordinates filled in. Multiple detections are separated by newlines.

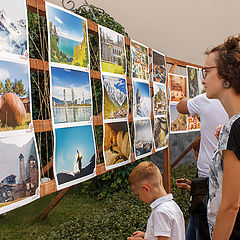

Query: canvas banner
left=46, top=3, right=96, bottom=190
left=131, top=40, right=153, bottom=159
left=0, top=0, right=40, bottom=214
left=99, top=25, right=131, bottom=170
left=152, top=49, right=169, bottom=151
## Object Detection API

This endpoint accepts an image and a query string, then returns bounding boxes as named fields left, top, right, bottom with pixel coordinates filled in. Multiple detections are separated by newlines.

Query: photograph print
left=102, top=75, right=128, bottom=120
left=99, top=26, right=126, bottom=75
left=187, top=114, right=200, bottom=131
left=186, top=66, right=199, bottom=98
left=46, top=3, right=89, bottom=69
left=131, top=40, right=149, bottom=80
left=133, top=80, right=151, bottom=118
left=152, top=50, right=167, bottom=83
left=0, top=0, right=27, bottom=57
left=168, top=73, right=187, bottom=102
left=0, top=131, right=40, bottom=214
left=0, top=59, right=31, bottom=132
left=169, top=103, right=187, bottom=133
left=54, top=124, right=96, bottom=190
left=154, top=116, right=169, bottom=150
left=104, top=121, right=130, bottom=169
left=153, top=82, right=167, bottom=116
left=134, top=119, right=153, bottom=159
left=51, top=67, right=92, bottom=124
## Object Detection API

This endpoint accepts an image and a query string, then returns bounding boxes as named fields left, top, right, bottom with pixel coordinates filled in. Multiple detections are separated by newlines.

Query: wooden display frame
left=25, top=0, right=203, bottom=219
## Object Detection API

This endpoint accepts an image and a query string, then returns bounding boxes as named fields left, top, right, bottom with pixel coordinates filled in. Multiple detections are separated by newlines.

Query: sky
left=46, top=3, right=85, bottom=42
left=0, top=0, right=26, bottom=21
left=51, top=67, right=91, bottom=101
left=133, top=81, right=150, bottom=99
left=55, top=125, right=95, bottom=173
left=0, top=59, right=29, bottom=96
left=100, top=25, right=124, bottom=45
left=0, top=132, right=36, bottom=181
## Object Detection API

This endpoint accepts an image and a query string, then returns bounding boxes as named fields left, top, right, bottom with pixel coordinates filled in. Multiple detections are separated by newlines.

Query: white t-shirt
left=145, top=194, right=185, bottom=240
left=187, top=93, right=228, bottom=177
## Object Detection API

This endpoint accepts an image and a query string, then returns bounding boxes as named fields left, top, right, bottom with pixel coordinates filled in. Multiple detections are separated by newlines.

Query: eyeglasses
left=202, top=66, right=218, bottom=79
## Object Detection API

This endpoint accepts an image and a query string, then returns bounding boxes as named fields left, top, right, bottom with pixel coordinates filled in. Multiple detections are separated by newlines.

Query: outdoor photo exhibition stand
left=26, top=0, right=203, bottom=220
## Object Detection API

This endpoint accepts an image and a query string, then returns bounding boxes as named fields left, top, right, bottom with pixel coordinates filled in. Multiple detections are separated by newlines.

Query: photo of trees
left=0, top=59, right=30, bottom=131
left=46, top=4, right=89, bottom=68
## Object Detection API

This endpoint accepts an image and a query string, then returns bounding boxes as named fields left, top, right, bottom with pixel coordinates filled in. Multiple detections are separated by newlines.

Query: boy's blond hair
left=129, top=161, right=162, bottom=188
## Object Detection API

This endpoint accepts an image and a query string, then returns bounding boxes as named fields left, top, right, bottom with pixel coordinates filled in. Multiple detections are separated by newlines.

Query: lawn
left=0, top=163, right=197, bottom=240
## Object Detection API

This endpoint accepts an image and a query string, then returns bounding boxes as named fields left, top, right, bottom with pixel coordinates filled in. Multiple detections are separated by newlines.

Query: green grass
left=0, top=163, right=197, bottom=240
left=0, top=187, right=105, bottom=240
left=101, top=61, right=125, bottom=75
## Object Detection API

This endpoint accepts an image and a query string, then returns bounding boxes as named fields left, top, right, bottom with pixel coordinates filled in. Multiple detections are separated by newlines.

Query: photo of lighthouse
left=0, top=131, right=40, bottom=214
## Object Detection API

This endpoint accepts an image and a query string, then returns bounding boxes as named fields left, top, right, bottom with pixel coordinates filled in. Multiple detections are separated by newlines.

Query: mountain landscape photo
left=0, top=6, right=27, bottom=55
left=103, top=75, right=128, bottom=119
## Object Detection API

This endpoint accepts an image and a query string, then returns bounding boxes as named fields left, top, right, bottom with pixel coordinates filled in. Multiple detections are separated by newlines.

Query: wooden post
left=38, top=187, right=71, bottom=220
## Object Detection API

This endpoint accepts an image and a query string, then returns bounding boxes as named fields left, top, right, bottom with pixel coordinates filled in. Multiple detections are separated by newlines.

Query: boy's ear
left=142, top=184, right=151, bottom=192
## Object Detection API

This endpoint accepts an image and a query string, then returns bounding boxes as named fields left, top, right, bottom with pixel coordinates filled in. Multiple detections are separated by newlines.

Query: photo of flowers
left=104, top=121, right=130, bottom=169
left=99, top=26, right=126, bottom=75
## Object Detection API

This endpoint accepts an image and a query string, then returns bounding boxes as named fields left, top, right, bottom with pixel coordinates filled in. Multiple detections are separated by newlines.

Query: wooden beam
left=33, top=119, right=52, bottom=133
left=40, top=179, right=57, bottom=197
left=166, top=56, right=203, bottom=69
left=41, top=158, right=53, bottom=177
left=39, top=186, right=71, bottom=220
left=27, top=0, right=46, bottom=16
left=163, top=144, right=171, bottom=193
left=171, top=136, right=201, bottom=168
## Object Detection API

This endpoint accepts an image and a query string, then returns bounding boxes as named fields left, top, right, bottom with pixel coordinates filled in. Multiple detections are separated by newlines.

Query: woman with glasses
left=202, top=35, right=240, bottom=240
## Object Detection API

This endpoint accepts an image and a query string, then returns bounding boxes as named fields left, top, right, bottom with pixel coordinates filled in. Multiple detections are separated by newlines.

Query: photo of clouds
left=134, top=119, right=153, bottom=158
left=54, top=125, right=96, bottom=190
left=51, top=67, right=91, bottom=124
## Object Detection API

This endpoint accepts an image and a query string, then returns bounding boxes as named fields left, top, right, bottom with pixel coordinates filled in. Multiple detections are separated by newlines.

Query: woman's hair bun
left=224, top=36, right=240, bottom=51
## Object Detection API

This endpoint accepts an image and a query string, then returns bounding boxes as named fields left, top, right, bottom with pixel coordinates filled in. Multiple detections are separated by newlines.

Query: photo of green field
left=99, top=26, right=126, bottom=75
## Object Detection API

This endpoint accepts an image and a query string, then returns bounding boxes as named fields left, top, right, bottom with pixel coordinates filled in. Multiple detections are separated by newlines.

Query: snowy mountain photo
left=0, top=1, right=27, bottom=56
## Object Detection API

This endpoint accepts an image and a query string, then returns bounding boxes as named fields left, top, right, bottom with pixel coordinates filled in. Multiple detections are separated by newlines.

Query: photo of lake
left=51, top=67, right=92, bottom=124
left=58, top=36, right=79, bottom=59
left=46, top=2, right=89, bottom=68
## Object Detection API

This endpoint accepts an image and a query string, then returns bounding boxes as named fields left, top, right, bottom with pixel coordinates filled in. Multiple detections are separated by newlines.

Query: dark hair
left=205, top=35, right=240, bottom=94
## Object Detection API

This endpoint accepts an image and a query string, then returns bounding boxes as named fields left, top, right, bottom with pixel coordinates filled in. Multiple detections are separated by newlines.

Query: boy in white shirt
left=128, top=161, right=185, bottom=240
